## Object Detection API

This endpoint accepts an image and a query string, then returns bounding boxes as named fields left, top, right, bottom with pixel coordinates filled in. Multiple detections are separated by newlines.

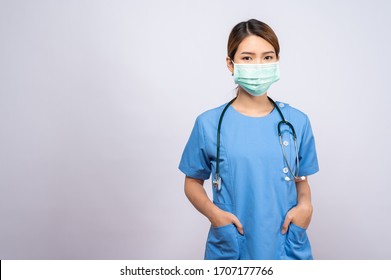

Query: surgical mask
left=233, top=61, right=280, bottom=96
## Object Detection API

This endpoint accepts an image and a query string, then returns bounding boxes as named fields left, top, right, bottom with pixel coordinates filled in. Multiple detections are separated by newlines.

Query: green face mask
left=233, top=61, right=280, bottom=96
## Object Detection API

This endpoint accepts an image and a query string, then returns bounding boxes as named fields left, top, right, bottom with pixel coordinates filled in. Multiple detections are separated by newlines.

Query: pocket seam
left=212, top=223, right=234, bottom=230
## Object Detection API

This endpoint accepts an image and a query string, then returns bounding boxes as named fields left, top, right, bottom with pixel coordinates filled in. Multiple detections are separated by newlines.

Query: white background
left=0, top=0, right=390, bottom=259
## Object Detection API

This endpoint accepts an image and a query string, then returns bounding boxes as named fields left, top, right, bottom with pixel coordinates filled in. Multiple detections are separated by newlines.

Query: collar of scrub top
left=212, top=96, right=306, bottom=192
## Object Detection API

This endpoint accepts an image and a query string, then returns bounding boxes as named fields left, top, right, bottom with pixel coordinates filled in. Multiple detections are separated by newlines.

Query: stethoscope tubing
left=212, top=96, right=303, bottom=191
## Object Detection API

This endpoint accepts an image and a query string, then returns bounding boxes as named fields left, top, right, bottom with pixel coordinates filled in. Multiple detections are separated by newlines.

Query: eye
left=242, top=56, right=252, bottom=61
left=264, top=55, right=274, bottom=61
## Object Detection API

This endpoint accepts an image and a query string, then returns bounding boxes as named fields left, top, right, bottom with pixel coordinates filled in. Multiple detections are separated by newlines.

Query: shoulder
left=275, top=100, right=309, bottom=123
left=195, top=102, right=229, bottom=125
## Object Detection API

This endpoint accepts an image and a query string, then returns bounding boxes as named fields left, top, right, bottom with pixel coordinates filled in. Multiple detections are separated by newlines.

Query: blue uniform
left=179, top=101, right=319, bottom=260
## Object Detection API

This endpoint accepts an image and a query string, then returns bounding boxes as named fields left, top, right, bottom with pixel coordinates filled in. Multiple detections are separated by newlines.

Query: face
left=226, top=35, right=278, bottom=73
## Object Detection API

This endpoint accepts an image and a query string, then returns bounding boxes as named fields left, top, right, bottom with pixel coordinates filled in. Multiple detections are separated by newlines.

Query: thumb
left=281, top=215, right=292, bottom=235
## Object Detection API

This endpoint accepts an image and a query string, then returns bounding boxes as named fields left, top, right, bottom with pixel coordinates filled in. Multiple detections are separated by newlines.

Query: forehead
left=237, top=35, right=275, bottom=53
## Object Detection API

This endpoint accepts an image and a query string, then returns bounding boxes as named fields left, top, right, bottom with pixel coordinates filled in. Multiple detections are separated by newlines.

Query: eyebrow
left=240, top=51, right=275, bottom=55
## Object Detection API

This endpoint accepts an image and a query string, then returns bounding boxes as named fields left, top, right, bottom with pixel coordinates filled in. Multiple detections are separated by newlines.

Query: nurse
left=179, top=19, right=319, bottom=260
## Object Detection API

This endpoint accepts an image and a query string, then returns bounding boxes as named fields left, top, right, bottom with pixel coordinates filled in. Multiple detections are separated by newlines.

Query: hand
left=209, top=208, right=244, bottom=235
left=281, top=203, right=313, bottom=234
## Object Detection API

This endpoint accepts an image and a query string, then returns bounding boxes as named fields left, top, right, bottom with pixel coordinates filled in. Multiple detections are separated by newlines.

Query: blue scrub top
left=179, top=100, right=319, bottom=260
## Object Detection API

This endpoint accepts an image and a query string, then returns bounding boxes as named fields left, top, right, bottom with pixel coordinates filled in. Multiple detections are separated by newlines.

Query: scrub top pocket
left=283, top=223, right=313, bottom=260
left=204, top=224, right=248, bottom=260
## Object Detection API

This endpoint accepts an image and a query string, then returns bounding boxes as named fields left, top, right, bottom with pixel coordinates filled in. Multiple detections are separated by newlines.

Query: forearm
left=184, top=176, right=219, bottom=222
left=282, top=179, right=314, bottom=232
left=296, top=180, right=312, bottom=209
left=184, top=176, right=243, bottom=231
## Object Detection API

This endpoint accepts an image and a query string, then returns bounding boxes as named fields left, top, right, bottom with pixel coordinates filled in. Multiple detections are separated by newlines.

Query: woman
left=178, top=19, right=319, bottom=260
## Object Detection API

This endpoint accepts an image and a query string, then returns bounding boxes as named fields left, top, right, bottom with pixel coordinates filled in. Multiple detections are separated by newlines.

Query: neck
left=232, top=88, right=274, bottom=117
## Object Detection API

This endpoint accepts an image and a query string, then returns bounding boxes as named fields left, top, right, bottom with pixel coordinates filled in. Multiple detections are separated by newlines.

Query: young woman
left=179, top=19, right=319, bottom=260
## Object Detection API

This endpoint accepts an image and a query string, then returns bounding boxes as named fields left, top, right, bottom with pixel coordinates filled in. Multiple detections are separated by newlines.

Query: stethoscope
left=212, top=96, right=306, bottom=191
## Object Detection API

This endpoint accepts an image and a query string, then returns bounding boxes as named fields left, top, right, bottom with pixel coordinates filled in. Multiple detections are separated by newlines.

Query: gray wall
left=1, top=0, right=390, bottom=259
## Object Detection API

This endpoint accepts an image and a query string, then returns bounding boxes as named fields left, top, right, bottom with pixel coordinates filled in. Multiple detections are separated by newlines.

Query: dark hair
left=227, top=19, right=280, bottom=60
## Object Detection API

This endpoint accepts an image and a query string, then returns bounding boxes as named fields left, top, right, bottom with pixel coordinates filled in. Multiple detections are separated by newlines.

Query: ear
left=226, top=56, right=234, bottom=75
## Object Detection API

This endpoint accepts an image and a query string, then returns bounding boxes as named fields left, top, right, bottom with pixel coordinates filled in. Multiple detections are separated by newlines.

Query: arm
left=184, top=176, right=244, bottom=234
left=281, top=178, right=313, bottom=234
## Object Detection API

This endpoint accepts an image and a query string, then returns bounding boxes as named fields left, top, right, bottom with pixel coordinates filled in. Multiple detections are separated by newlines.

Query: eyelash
left=241, top=56, right=274, bottom=61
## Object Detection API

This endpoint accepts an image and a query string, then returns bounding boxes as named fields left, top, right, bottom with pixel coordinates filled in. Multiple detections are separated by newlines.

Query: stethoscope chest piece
left=295, top=176, right=306, bottom=182
left=212, top=174, right=222, bottom=191
left=285, top=175, right=306, bottom=182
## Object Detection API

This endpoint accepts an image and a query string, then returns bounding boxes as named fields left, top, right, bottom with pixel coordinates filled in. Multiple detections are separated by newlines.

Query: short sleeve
left=178, top=117, right=211, bottom=180
left=298, top=116, right=319, bottom=176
